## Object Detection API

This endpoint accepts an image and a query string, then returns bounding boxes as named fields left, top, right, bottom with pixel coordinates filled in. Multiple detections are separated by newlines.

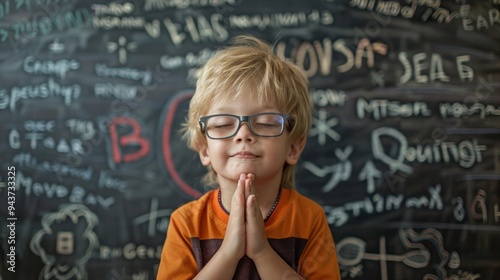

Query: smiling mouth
left=231, top=152, right=258, bottom=158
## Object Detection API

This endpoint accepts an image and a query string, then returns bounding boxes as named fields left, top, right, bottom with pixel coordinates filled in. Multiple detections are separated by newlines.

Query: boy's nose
left=234, top=122, right=255, bottom=142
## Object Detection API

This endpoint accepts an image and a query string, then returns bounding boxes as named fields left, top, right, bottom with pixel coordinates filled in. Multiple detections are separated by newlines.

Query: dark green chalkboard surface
left=1, top=0, right=499, bottom=279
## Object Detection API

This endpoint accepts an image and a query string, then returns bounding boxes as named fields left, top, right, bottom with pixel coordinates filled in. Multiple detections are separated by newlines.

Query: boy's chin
left=227, top=166, right=256, bottom=176
left=236, top=170, right=256, bottom=178
left=220, top=171, right=256, bottom=182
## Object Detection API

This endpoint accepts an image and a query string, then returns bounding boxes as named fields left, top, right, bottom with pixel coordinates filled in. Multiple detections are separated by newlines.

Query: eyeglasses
left=199, top=113, right=292, bottom=139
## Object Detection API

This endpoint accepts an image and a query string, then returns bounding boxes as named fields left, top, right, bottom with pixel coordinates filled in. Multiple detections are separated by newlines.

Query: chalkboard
left=1, top=0, right=499, bottom=279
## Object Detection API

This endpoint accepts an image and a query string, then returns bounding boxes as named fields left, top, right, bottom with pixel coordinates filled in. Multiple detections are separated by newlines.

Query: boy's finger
left=245, top=174, right=261, bottom=223
left=247, top=173, right=255, bottom=182
left=246, top=193, right=264, bottom=230
left=246, top=194, right=258, bottom=223
left=244, top=176, right=251, bottom=202
left=247, top=173, right=256, bottom=196
left=230, top=175, right=246, bottom=223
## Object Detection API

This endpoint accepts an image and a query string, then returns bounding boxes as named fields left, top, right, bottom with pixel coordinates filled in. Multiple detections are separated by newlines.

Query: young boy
left=157, top=35, right=341, bottom=280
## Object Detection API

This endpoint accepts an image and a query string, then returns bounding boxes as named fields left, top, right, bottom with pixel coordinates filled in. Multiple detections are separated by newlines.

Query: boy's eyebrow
left=212, top=105, right=278, bottom=113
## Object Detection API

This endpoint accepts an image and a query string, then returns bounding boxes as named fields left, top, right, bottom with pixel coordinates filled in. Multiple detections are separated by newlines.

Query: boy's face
left=198, top=94, right=304, bottom=187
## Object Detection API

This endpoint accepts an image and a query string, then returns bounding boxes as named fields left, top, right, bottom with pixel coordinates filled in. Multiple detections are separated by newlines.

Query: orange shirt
left=157, top=188, right=341, bottom=279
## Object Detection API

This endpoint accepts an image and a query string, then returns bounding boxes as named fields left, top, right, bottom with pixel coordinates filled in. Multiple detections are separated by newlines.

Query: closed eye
left=255, top=122, right=278, bottom=127
left=213, top=123, right=235, bottom=129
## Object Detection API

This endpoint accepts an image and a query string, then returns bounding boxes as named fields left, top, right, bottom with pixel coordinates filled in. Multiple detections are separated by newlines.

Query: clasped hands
left=220, top=173, right=272, bottom=262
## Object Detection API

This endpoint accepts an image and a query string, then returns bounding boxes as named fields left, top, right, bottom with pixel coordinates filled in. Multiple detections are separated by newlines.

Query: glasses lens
left=205, top=115, right=239, bottom=138
left=250, top=114, right=284, bottom=137
left=203, top=114, right=286, bottom=139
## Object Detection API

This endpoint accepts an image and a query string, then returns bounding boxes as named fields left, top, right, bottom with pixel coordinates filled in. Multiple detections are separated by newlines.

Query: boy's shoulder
left=279, top=188, right=326, bottom=225
left=266, top=189, right=328, bottom=238
left=289, top=189, right=324, bottom=212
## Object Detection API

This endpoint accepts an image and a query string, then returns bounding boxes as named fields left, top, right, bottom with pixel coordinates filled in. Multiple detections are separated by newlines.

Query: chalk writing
left=48, top=38, right=65, bottom=54
left=350, top=0, right=417, bottom=19
left=133, top=198, right=172, bottom=237
left=326, top=185, right=443, bottom=227
left=4, top=8, right=91, bottom=43
left=92, top=2, right=134, bottom=16
left=66, top=119, right=96, bottom=141
left=30, top=204, right=98, bottom=280
left=227, top=10, right=333, bottom=30
left=105, top=116, right=152, bottom=168
left=370, top=69, right=385, bottom=87
left=16, top=171, right=115, bottom=208
left=402, top=228, right=476, bottom=280
left=23, top=56, right=80, bottom=79
left=399, top=52, right=475, bottom=84
left=309, top=109, right=340, bottom=144
left=0, top=0, right=11, bottom=20
left=100, top=243, right=162, bottom=260
left=13, top=0, right=72, bottom=11
left=357, top=98, right=432, bottom=120
left=158, top=91, right=203, bottom=198
left=56, top=231, right=74, bottom=255
left=310, top=88, right=347, bottom=107
left=1, top=78, right=81, bottom=112
left=93, top=13, right=161, bottom=39
left=95, top=64, right=153, bottom=85
left=372, top=127, right=487, bottom=171
left=70, top=186, right=115, bottom=209
left=107, top=36, right=138, bottom=64
left=350, top=0, right=454, bottom=22
left=144, top=0, right=238, bottom=11
left=303, top=146, right=353, bottom=192
left=95, top=83, right=139, bottom=100
left=452, top=197, right=466, bottom=222
left=23, top=120, right=55, bottom=132
left=439, top=102, right=500, bottom=119
left=8, top=129, right=86, bottom=155
left=163, top=14, right=228, bottom=46
left=470, top=189, right=488, bottom=223
left=98, top=170, right=128, bottom=192
left=420, top=4, right=458, bottom=23
left=0, top=89, right=7, bottom=109
left=276, top=38, right=388, bottom=78
left=461, top=5, right=500, bottom=31
left=160, top=48, right=216, bottom=70
left=359, top=160, right=382, bottom=193
left=337, top=234, right=431, bottom=279
left=110, top=268, right=151, bottom=280
left=12, top=153, right=93, bottom=181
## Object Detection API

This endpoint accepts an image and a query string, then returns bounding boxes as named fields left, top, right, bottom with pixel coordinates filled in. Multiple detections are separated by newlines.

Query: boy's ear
left=198, top=145, right=211, bottom=166
left=286, top=136, right=306, bottom=165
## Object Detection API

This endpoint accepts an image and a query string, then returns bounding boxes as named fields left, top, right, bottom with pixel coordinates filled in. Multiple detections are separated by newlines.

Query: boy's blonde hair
left=183, top=35, right=312, bottom=189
